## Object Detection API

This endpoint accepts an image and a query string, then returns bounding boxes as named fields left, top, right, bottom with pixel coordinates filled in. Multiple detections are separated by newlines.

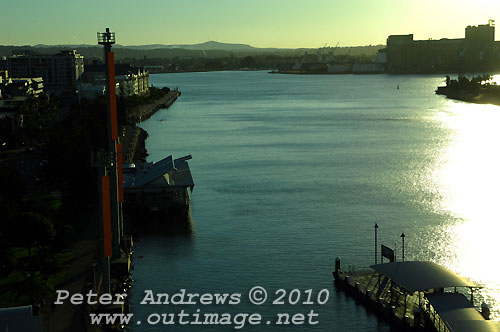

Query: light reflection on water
left=130, top=72, right=500, bottom=330
left=422, top=101, right=500, bottom=319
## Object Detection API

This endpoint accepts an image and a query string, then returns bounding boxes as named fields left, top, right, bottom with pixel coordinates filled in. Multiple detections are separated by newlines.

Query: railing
left=425, top=302, right=453, bottom=332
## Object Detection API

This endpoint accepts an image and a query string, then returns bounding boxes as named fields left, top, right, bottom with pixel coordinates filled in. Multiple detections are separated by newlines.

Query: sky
left=2, top=0, right=500, bottom=48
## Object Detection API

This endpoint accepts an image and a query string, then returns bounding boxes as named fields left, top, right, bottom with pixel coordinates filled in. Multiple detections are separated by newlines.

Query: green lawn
left=0, top=247, right=73, bottom=308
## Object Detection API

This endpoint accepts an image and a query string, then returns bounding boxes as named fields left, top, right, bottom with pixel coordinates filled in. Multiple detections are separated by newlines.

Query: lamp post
left=374, top=223, right=379, bottom=265
left=401, top=232, right=405, bottom=262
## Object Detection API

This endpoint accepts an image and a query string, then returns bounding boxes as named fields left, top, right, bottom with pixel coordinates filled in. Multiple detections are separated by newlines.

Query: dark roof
left=426, top=293, right=500, bottom=332
left=0, top=305, right=43, bottom=332
left=124, top=155, right=194, bottom=190
left=370, top=261, right=480, bottom=292
left=427, top=293, right=484, bottom=322
left=443, top=321, right=500, bottom=332
left=134, top=155, right=174, bottom=187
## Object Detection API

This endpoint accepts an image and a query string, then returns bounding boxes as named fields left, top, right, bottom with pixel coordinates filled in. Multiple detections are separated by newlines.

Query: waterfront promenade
left=127, top=90, right=180, bottom=123
left=39, top=88, right=181, bottom=332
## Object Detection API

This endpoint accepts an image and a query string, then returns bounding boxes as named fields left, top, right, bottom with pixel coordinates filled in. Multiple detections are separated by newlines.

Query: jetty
left=333, top=259, right=500, bottom=331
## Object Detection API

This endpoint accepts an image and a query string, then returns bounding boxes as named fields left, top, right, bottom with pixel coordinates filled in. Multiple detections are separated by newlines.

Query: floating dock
left=333, top=259, right=500, bottom=332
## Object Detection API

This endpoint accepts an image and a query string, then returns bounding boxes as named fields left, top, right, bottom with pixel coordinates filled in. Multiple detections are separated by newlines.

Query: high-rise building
left=6, top=50, right=84, bottom=93
left=384, top=22, right=500, bottom=73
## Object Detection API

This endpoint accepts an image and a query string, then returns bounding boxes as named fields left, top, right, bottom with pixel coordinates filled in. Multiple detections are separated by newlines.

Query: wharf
left=335, top=269, right=424, bottom=330
left=127, top=89, right=180, bottom=123
left=123, top=154, right=194, bottom=214
left=333, top=260, right=499, bottom=332
left=121, top=125, right=147, bottom=163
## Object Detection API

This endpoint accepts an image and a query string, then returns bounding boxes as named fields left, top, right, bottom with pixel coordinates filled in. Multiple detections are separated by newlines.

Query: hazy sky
left=2, top=0, right=499, bottom=48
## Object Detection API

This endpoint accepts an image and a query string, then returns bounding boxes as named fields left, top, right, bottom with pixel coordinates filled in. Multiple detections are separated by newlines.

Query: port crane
left=318, top=42, right=339, bottom=61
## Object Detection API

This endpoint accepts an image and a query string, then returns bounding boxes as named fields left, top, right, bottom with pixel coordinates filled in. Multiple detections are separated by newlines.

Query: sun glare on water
left=431, top=100, right=500, bottom=318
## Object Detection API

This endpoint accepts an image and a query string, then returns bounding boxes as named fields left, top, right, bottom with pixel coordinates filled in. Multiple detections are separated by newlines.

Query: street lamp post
left=374, top=223, right=379, bottom=265
left=401, top=232, right=405, bottom=262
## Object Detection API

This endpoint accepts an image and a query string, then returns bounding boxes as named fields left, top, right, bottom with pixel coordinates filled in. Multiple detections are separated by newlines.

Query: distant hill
left=115, top=41, right=267, bottom=51
left=33, top=44, right=95, bottom=49
left=30, top=41, right=275, bottom=52
left=0, top=42, right=384, bottom=60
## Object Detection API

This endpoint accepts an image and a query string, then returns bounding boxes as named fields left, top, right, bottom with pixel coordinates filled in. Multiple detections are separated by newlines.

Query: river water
left=128, top=71, right=500, bottom=331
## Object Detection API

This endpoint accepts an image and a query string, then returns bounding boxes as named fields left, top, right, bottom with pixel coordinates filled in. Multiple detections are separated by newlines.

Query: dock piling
left=481, top=302, right=491, bottom=320
left=335, top=256, right=341, bottom=274
left=413, top=307, right=421, bottom=328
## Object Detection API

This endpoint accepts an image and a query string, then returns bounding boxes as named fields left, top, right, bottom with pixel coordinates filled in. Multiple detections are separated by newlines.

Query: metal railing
left=425, top=302, right=453, bottom=332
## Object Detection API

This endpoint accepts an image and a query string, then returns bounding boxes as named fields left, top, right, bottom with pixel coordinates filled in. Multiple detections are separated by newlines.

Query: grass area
left=0, top=247, right=73, bottom=308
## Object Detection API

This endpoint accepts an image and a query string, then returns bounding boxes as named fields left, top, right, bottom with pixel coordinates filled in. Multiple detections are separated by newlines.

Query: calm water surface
left=128, top=71, right=500, bottom=331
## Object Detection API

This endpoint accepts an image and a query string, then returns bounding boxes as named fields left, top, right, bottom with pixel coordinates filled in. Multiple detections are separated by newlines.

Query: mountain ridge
left=26, top=41, right=383, bottom=52
left=0, top=42, right=385, bottom=60
left=31, top=41, right=282, bottom=52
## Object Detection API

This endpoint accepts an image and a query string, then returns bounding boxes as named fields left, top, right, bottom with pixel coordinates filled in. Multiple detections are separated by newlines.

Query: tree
left=239, top=56, right=257, bottom=68
left=5, top=212, right=57, bottom=305
left=0, top=234, right=14, bottom=278
left=18, top=93, right=60, bottom=145
left=0, top=164, right=26, bottom=222
left=7, top=212, right=55, bottom=257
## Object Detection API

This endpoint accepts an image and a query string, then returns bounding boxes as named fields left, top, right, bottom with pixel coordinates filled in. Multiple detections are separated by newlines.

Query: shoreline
left=442, top=93, right=500, bottom=106
left=270, top=70, right=385, bottom=75
left=123, top=89, right=181, bottom=162
left=41, top=88, right=181, bottom=332
left=436, top=86, right=500, bottom=107
left=127, top=89, right=181, bottom=123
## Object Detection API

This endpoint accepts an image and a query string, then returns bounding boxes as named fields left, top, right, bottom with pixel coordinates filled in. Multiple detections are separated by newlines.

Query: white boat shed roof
left=370, top=261, right=480, bottom=293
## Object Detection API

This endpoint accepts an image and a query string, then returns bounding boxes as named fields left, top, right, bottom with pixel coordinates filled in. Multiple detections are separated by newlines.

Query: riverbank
left=127, top=89, right=180, bottom=123
left=437, top=89, right=500, bottom=106
left=40, top=87, right=181, bottom=331
left=270, top=70, right=385, bottom=75
left=121, top=88, right=180, bottom=163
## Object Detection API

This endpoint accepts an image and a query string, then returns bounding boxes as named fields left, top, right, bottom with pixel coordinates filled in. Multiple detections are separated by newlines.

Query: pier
left=334, top=259, right=500, bottom=331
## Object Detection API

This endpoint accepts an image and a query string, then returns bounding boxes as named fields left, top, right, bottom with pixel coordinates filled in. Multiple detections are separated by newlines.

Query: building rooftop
left=370, top=261, right=480, bottom=292
left=0, top=305, right=43, bottom=332
left=427, top=293, right=500, bottom=332
left=123, top=154, right=194, bottom=191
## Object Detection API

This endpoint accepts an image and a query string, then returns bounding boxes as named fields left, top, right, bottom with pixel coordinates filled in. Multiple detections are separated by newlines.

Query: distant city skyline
left=2, top=0, right=499, bottom=48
